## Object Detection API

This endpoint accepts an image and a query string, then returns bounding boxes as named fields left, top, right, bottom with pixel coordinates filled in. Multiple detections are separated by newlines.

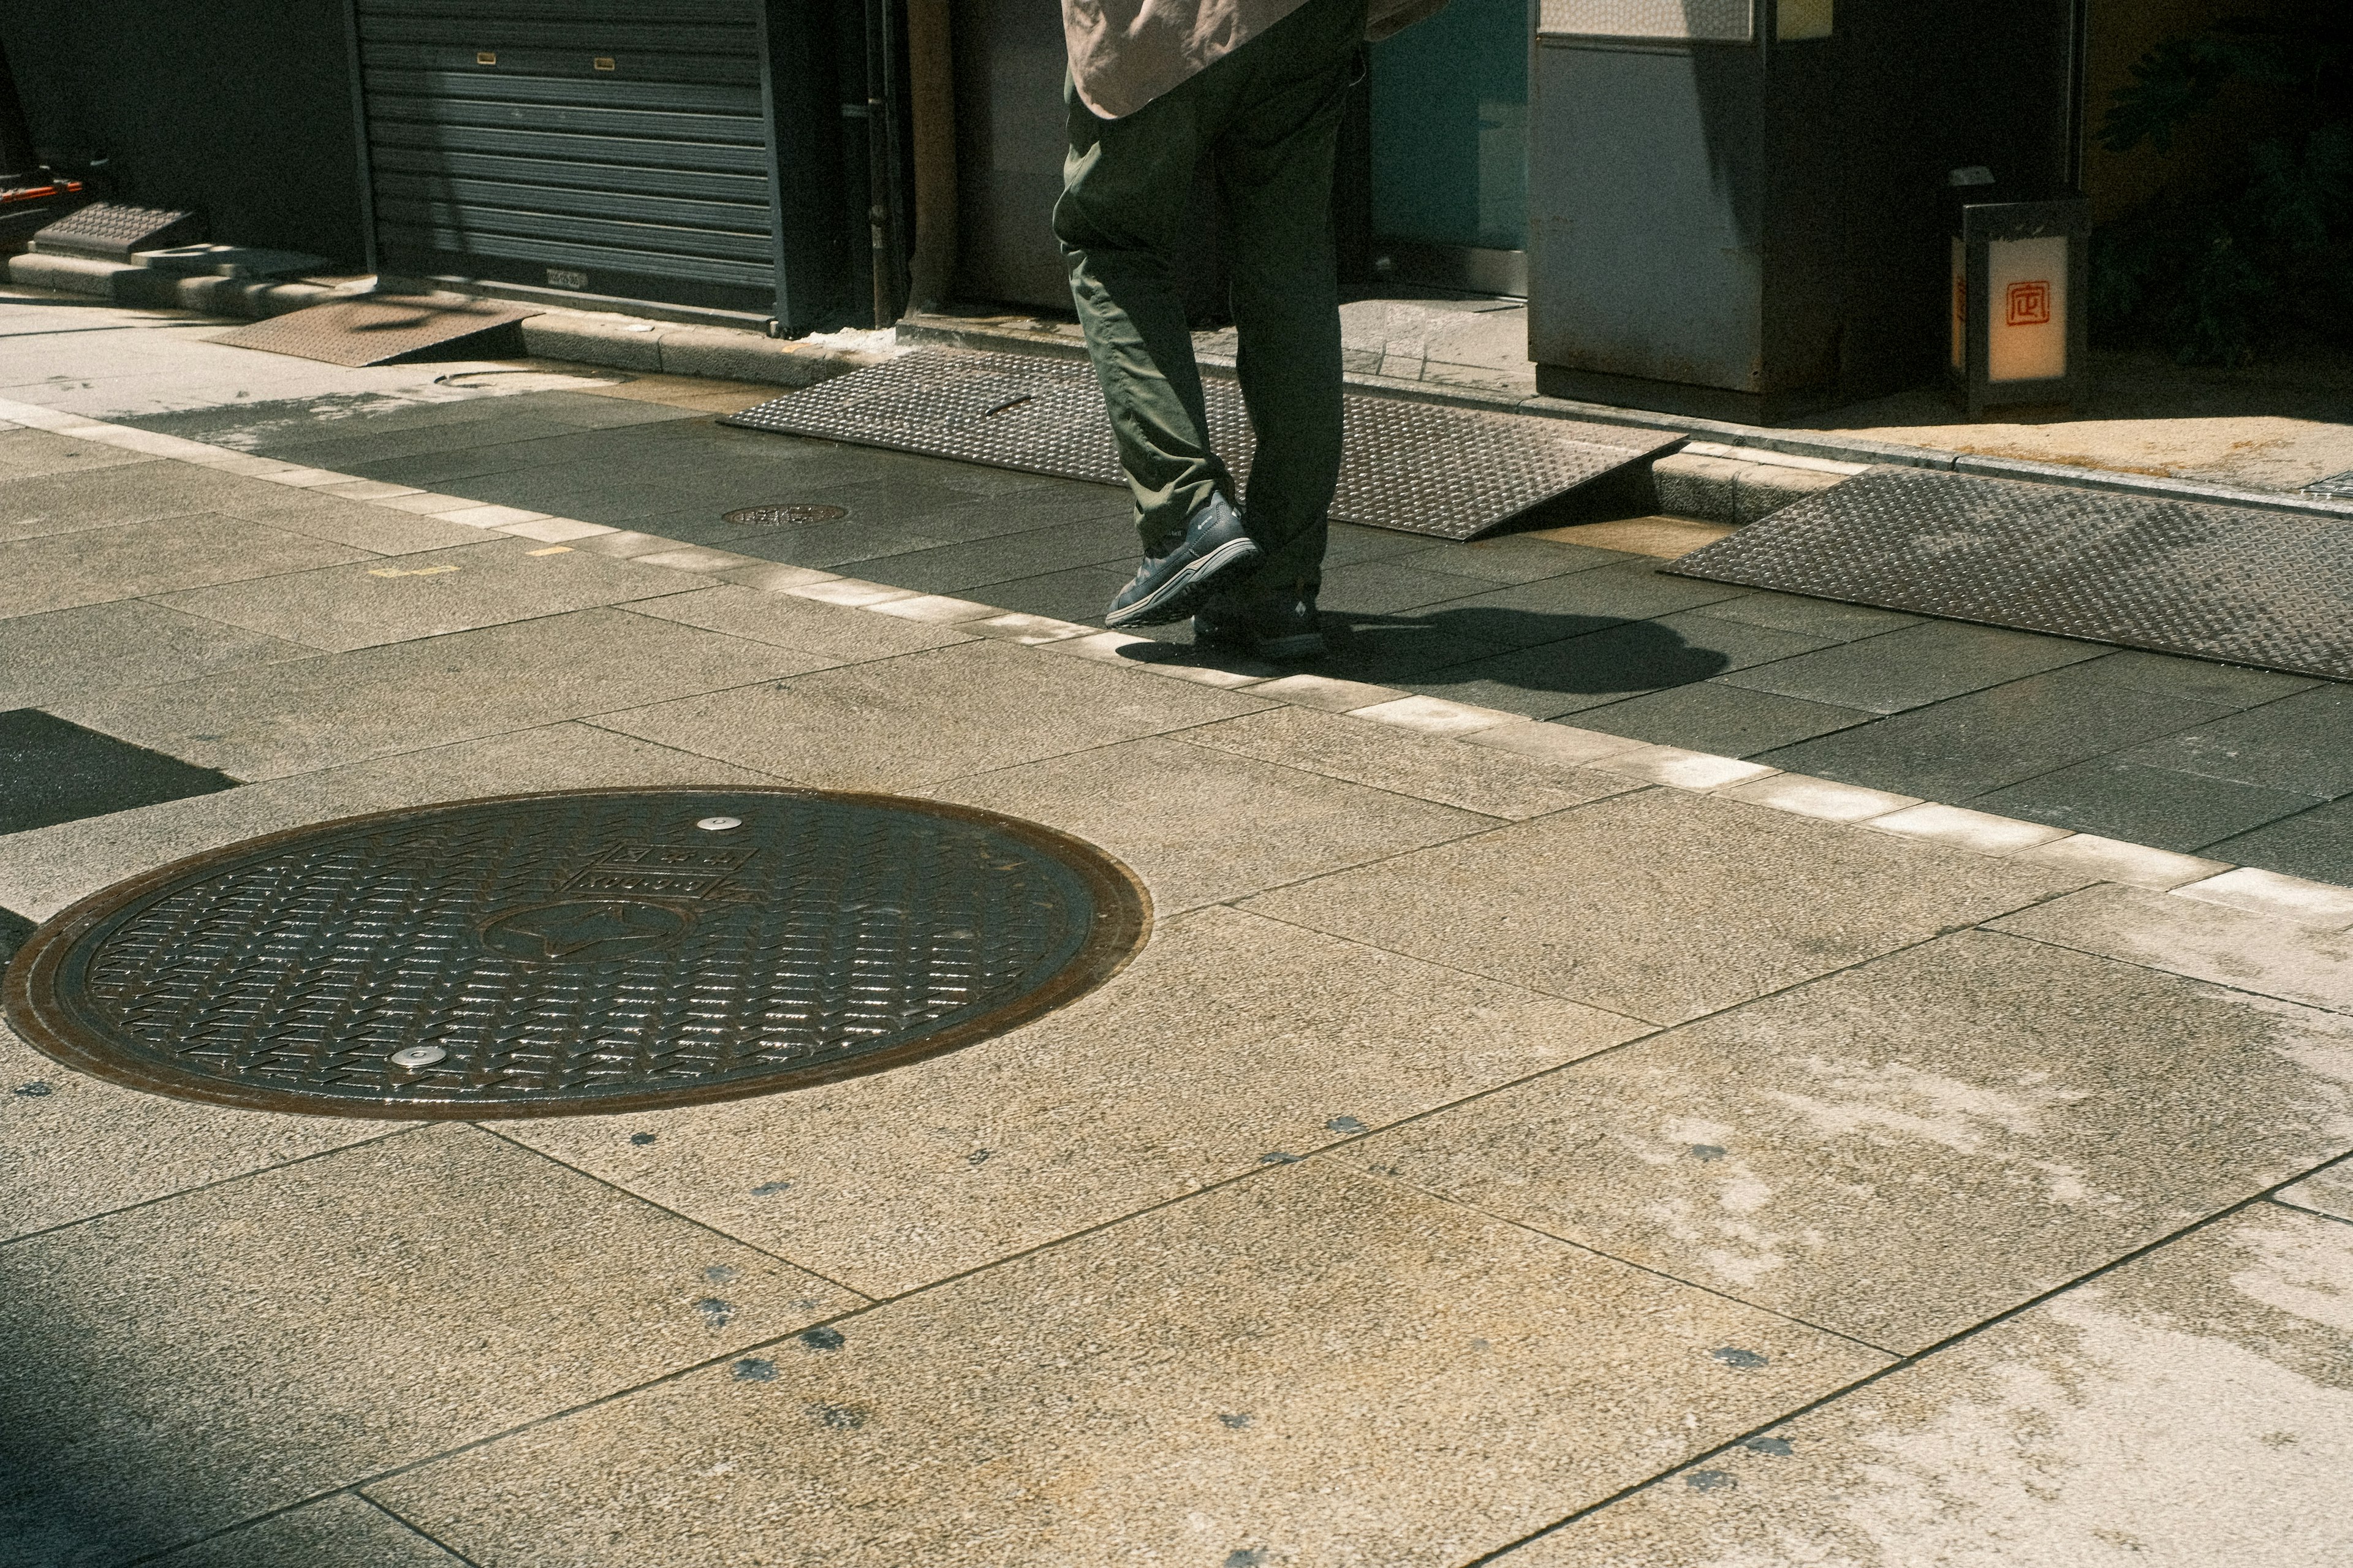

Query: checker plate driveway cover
left=1667, top=465, right=2353, bottom=681
left=2, top=789, right=1148, bottom=1118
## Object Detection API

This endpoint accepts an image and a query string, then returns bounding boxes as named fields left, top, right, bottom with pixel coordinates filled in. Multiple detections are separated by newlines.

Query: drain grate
left=1668, top=466, right=2353, bottom=680
left=2, top=789, right=1148, bottom=1118
left=722, top=348, right=1679, bottom=540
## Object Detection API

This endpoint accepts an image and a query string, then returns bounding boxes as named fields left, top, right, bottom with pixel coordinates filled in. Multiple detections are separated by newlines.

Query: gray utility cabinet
left=348, top=0, right=847, bottom=330
left=1529, top=0, right=2083, bottom=422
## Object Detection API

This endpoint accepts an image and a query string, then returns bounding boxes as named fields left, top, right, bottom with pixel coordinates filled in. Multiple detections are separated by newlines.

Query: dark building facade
left=0, top=1, right=2266, bottom=409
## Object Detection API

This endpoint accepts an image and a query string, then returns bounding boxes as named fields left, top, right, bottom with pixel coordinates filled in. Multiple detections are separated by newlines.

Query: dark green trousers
left=1054, top=0, right=1365, bottom=594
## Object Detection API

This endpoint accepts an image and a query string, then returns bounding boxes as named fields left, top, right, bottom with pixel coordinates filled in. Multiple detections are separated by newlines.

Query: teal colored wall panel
left=1368, top=0, right=1529, bottom=250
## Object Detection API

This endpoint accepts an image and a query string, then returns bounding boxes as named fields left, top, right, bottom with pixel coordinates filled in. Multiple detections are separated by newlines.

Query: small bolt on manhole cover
left=724, top=504, right=851, bottom=527
left=1, top=789, right=1148, bottom=1118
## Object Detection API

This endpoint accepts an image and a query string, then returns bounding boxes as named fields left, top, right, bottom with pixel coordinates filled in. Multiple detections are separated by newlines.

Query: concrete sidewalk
left=3, top=290, right=2353, bottom=1567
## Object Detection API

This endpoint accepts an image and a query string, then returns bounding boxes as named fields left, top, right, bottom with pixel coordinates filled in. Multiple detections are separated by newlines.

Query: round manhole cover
left=2, top=789, right=1147, bottom=1119
left=724, top=504, right=851, bottom=527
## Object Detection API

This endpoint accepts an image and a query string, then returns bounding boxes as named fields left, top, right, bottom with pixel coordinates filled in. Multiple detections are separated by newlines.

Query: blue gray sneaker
left=1104, top=494, right=1262, bottom=627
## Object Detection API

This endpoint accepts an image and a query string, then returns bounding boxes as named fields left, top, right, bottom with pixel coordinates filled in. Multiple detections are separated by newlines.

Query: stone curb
left=3, top=259, right=898, bottom=392
left=7, top=251, right=362, bottom=319
left=518, top=309, right=900, bottom=390
left=7, top=389, right=2347, bottom=932
left=20, top=267, right=2340, bottom=525
left=897, top=313, right=2353, bottom=528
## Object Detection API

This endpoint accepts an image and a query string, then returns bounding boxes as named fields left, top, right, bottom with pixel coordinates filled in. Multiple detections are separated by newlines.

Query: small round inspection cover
left=724, top=504, right=850, bottom=527
left=1, top=789, right=1147, bottom=1119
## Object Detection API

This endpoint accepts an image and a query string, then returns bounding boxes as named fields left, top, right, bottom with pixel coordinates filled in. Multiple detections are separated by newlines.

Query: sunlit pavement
left=2, top=287, right=2351, bottom=1567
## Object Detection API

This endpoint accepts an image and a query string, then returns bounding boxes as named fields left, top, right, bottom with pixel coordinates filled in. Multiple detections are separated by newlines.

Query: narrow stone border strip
left=9, top=392, right=2349, bottom=934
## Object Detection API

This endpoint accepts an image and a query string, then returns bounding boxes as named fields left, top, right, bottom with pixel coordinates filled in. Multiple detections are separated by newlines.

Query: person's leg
left=1053, top=75, right=1225, bottom=557
left=1213, top=0, right=1365, bottom=598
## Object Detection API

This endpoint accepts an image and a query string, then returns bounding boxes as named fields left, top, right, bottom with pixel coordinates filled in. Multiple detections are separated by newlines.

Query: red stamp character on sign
left=2006, top=280, right=2052, bottom=327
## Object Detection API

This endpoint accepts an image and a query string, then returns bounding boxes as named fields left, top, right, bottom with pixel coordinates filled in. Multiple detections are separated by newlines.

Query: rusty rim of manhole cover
left=1, top=787, right=1149, bottom=1119
left=724, top=503, right=851, bottom=526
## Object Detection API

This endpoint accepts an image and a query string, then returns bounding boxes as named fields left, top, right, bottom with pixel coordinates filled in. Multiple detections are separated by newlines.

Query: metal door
left=352, top=0, right=786, bottom=316
left=1366, top=0, right=1531, bottom=295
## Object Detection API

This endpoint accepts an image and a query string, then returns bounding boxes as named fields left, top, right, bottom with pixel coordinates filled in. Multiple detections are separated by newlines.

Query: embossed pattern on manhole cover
left=724, top=504, right=851, bottom=526
left=1, top=789, right=1148, bottom=1118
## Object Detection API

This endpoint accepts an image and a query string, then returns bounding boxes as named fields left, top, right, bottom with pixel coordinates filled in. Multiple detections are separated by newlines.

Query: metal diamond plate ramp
left=2, top=788, right=1148, bottom=1118
left=723, top=348, right=1680, bottom=540
left=210, top=294, right=539, bottom=368
left=1667, top=466, right=2353, bottom=680
left=31, top=202, right=202, bottom=259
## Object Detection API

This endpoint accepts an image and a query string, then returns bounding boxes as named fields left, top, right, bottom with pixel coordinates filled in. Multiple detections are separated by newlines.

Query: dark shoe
left=1194, top=583, right=1327, bottom=661
left=1104, top=494, right=1262, bottom=627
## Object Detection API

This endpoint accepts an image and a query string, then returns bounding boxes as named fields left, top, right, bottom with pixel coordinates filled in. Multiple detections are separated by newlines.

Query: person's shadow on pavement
left=1117, top=605, right=1733, bottom=704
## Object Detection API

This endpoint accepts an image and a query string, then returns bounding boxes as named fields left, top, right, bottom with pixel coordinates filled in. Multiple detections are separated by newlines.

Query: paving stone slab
left=2074, top=647, right=2324, bottom=710
left=1408, top=608, right=1833, bottom=722
left=2277, top=1155, right=2353, bottom=1222
left=1180, top=704, right=1639, bottom=820
left=1755, top=664, right=2238, bottom=802
left=1672, top=586, right=1921, bottom=644
left=154, top=537, right=715, bottom=652
left=146, top=1493, right=469, bottom=1568
left=47, top=607, right=809, bottom=781
left=0, top=599, right=316, bottom=710
left=0, top=721, right=779, bottom=921
left=1316, top=555, right=1502, bottom=615
left=0, top=456, right=476, bottom=558
left=1240, top=789, right=2085, bottom=1025
left=2205, top=797, right=2353, bottom=888
left=500, top=904, right=1644, bottom=1296
left=0, top=458, right=246, bottom=541
left=365, top=1162, right=1886, bottom=1567
left=1346, top=932, right=2353, bottom=1352
left=1497, top=1204, right=2353, bottom=1567
left=1427, top=558, right=1754, bottom=641
left=597, top=637, right=1270, bottom=792
left=0, top=426, right=156, bottom=478
left=1572, top=680, right=1874, bottom=757
left=801, top=513, right=1141, bottom=596
left=620, top=582, right=973, bottom=660
left=0, top=512, right=369, bottom=618
left=2015, top=832, right=2230, bottom=891
left=926, top=733, right=1499, bottom=912
left=0, top=1023, right=391, bottom=1241
left=1409, top=530, right=1639, bottom=583
left=1990, top=883, right=2353, bottom=1015
left=0, top=1124, right=862, bottom=1564
left=205, top=479, right=493, bottom=556
left=1971, top=754, right=2322, bottom=852
left=0, top=706, right=237, bottom=834
left=1718, top=618, right=2112, bottom=713
left=2117, top=683, right=2353, bottom=801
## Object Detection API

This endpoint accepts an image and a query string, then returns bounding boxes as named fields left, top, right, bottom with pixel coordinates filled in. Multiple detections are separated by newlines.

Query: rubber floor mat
left=723, top=348, right=1681, bottom=540
left=1668, top=466, right=2353, bottom=680
left=210, top=294, right=537, bottom=368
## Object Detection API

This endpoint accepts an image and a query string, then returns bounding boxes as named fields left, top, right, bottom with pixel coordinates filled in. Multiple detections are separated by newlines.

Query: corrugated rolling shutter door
left=354, top=0, right=782, bottom=314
